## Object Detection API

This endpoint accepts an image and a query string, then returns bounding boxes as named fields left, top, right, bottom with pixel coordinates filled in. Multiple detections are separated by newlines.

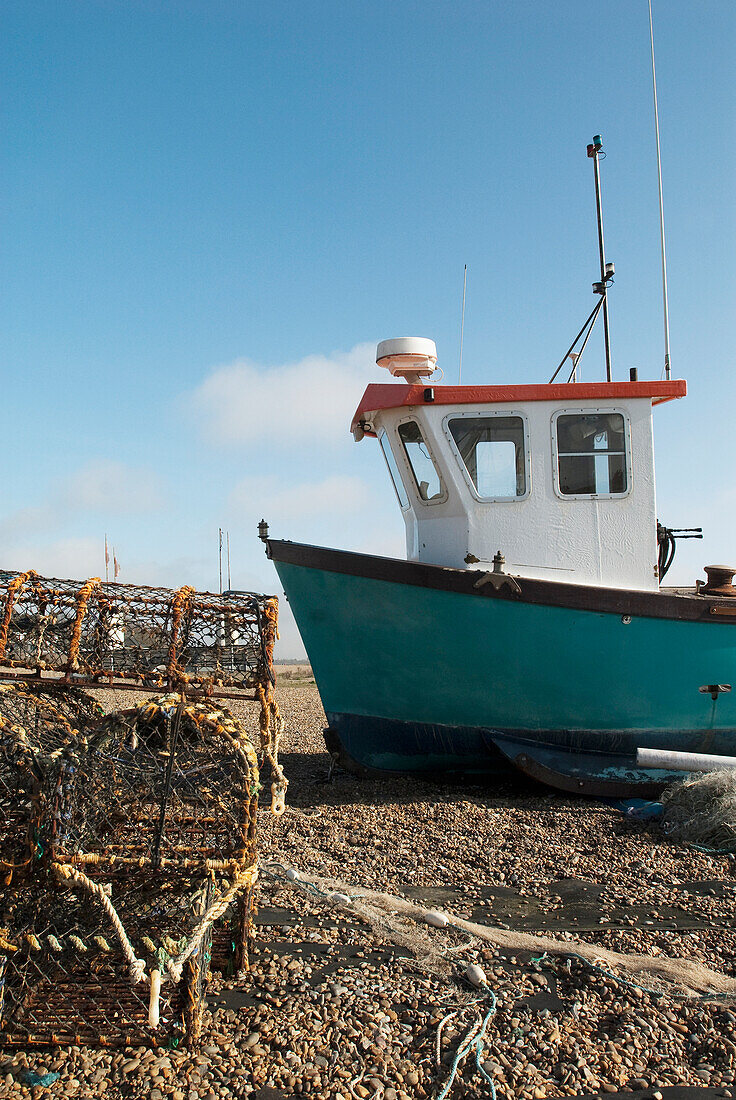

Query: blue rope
left=21, top=1071, right=60, bottom=1088
left=262, top=862, right=358, bottom=901
left=569, top=953, right=665, bottom=999
left=565, top=952, right=735, bottom=1003
left=437, top=986, right=497, bottom=1100
left=682, top=841, right=736, bottom=855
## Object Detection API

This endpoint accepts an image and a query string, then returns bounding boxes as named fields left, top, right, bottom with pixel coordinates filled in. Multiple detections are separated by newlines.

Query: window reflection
left=398, top=421, right=443, bottom=502
left=379, top=431, right=409, bottom=510
left=556, top=412, right=627, bottom=496
left=448, top=416, right=526, bottom=498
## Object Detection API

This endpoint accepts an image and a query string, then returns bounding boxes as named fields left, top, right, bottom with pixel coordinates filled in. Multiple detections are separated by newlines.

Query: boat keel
left=324, top=713, right=710, bottom=796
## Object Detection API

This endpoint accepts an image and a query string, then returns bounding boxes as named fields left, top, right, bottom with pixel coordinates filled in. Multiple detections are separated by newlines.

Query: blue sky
left=1, top=1, right=734, bottom=655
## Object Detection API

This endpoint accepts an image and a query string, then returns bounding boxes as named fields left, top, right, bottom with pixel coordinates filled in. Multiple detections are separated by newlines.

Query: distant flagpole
left=104, top=534, right=110, bottom=583
left=649, top=0, right=671, bottom=380
left=218, top=528, right=223, bottom=594
left=226, top=531, right=231, bottom=591
left=113, top=549, right=120, bottom=582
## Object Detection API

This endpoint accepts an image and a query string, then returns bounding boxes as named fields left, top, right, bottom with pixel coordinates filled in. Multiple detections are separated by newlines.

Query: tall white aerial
left=649, top=0, right=671, bottom=380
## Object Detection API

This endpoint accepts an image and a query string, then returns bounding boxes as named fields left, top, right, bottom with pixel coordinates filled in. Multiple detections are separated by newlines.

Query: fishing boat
left=264, top=138, right=736, bottom=796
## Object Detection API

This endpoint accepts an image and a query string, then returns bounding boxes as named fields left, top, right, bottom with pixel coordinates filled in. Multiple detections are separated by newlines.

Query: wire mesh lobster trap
left=0, top=685, right=103, bottom=889
left=0, top=568, right=278, bottom=693
left=0, top=567, right=284, bottom=1050
left=0, top=692, right=261, bottom=1048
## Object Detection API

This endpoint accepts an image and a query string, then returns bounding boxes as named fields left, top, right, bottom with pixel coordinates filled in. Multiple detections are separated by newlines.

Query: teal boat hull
left=268, top=540, right=736, bottom=795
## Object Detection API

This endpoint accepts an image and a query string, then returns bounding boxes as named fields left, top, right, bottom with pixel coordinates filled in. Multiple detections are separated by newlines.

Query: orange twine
left=66, top=578, right=102, bottom=673
left=167, top=585, right=195, bottom=685
left=256, top=679, right=287, bottom=813
left=0, top=570, right=39, bottom=660
left=262, top=597, right=279, bottom=676
left=0, top=690, right=79, bottom=742
left=257, top=681, right=282, bottom=741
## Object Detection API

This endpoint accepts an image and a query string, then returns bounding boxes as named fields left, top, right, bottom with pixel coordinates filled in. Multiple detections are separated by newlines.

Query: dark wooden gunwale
left=267, top=538, right=735, bottom=624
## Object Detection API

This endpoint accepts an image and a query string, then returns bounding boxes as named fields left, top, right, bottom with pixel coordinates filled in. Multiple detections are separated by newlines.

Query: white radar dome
left=376, top=337, right=437, bottom=384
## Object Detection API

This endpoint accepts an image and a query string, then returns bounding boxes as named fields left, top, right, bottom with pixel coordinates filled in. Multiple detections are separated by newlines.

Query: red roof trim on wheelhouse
left=351, top=379, right=687, bottom=436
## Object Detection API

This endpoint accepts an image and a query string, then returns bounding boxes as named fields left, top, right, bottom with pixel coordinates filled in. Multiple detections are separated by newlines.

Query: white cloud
left=0, top=460, right=164, bottom=554
left=0, top=537, right=103, bottom=581
left=60, top=460, right=163, bottom=513
left=230, top=473, right=373, bottom=521
left=0, top=504, right=54, bottom=544
left=188, top=343, right=377, bottom=448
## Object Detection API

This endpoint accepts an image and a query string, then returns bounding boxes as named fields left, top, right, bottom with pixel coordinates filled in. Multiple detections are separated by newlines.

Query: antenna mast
left=649, top=0, right=671, bottom=379
left=550, top=137, right=615, bottom=384
left=587, top=135, right=614, bottom=382
left=458, top=264, right=467, bottom=383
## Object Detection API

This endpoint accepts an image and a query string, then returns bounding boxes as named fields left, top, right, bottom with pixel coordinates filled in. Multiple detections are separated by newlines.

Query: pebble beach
left=2, top=674, right=736, bottom=1100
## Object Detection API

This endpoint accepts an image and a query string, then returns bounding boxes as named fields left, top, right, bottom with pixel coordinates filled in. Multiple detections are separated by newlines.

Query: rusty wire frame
left=0, top=569, right=279, bottom=696
left=1, top=691, right=260, bottom=1049
left=0, top=570, right=279, bottom=1050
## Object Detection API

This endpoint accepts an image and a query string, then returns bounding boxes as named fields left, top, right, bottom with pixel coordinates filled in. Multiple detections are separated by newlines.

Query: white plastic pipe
left=637, top=747, right=736, bottom=773
left=148, top=968, right=161, bottom=1029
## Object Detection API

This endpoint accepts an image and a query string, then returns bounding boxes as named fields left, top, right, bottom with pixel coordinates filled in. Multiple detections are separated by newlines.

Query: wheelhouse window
left=397, top=421, right=444, bottom=502
left=379, top=430, right=409, bottom=510
left=555, top=411, right=628, bottom=496
left=448, top=415, right=527, bottom=499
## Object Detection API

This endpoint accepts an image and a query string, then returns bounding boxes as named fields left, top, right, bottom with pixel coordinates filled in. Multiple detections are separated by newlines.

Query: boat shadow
left=273, top=750, right=685, bottom=855
left=275, top=747, right=556, bottom=810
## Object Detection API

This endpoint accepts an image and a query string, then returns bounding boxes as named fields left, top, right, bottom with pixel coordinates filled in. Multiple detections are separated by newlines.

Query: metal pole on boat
left=458, top=264, right=467, bottom=383
left=649, top=0, right=672, bottom=380
left=588, top=135, right=613, bottom=382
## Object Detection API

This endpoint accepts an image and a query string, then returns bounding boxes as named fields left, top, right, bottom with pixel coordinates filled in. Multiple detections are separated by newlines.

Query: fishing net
left=264, top=862, right=736, bottom=1001
left=0, top=688, right=260, bottom=1048
left=660, top=770, right=736, bottom=852
left=0, top=569, right=278, bottom=692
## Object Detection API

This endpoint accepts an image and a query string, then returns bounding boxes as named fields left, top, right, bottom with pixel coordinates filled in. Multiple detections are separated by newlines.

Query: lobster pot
left=0, top=686, right=102, bottom=887
left=55, top=696, right=260, bottom=866
left=0, top=696, right=260, bottom=1048
left=0, top=865, right=228, bottom=1048
left=0, top=569, right=278, bottom=691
